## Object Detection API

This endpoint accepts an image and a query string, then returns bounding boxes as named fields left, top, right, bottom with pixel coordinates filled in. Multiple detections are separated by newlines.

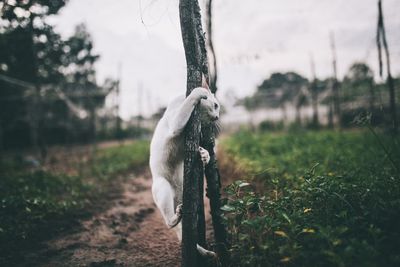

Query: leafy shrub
left=0, top=171, right=89, bottom=249
left=222, top=130, right=400, bottom=266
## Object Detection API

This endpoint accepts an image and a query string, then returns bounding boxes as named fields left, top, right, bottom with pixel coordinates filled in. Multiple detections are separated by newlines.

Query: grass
left=91, top=141, right=150, bottom=178
left=221, top=130, right=400, bottom=267
left=0, top=140, right=150, bottom=261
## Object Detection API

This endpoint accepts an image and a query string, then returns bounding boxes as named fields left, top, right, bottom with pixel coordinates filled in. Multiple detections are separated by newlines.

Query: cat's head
left=199, top=92, right=220, bottom=123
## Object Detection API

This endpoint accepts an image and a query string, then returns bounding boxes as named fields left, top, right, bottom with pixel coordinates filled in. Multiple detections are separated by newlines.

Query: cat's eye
left=214, top=103, right=218, bottom=109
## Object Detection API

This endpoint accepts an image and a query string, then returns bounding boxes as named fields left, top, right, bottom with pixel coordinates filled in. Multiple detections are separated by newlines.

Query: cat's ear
left=201, top=74, right=210, bottom=90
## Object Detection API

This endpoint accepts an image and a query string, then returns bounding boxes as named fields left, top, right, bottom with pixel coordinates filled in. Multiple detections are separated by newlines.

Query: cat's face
left=200, top=93, right=220, bottom=122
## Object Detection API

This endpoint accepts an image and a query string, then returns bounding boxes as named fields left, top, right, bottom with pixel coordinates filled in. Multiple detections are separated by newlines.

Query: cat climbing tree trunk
left=180, top=0, right=229, bottom=266
left=179, top=0, right=208, bottom=266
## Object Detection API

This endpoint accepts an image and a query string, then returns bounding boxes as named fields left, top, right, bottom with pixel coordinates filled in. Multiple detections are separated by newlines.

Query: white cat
left=149, top=85, right=220, bottom=257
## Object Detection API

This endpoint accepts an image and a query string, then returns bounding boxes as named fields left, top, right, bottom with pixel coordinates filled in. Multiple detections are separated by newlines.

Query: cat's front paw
left=199, top=146, right=210, bottom=166
left=191, top=87, right=209, bottom=103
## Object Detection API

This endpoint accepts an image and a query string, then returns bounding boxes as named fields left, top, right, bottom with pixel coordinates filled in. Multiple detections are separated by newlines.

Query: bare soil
left=32, top=170, right=181, bottom=267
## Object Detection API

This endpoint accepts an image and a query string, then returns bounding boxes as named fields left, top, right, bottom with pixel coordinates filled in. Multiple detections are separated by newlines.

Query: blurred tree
left=258, top=72, right=308, bottom=93
left=309, top=53, right=320, bottom=127
left=309, top=80, right=320, bottom=126
left=343, top=62, right=375, bottom=111
left=0, top=0, right=112, bottom=150
left=242, top=72, right=309, bottom=123
left=295, top=87, right=309, bottom=125
left=0, top=0, right=67, bottom=151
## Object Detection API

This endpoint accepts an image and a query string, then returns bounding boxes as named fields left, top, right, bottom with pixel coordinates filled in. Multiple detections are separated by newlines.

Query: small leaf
left=333, top=239, right=341, bottom=246
left=303, top=208, right=312, bottom=213
left=274, top=230, right=288, bottom=238
left=301, top=228, right=315, bottom=233
left=280, top=257, right=291, bottom=263
left=238, top=182, right=250, bottom=188
left=282, top=213, right=291, bottom=224
left=221, top=205, right=235, bottom=212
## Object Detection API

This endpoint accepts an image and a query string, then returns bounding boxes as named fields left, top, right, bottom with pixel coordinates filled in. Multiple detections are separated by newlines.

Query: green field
left=221, top=130, right=400, bottom=267
left=0, top=141, right=150, bottom=259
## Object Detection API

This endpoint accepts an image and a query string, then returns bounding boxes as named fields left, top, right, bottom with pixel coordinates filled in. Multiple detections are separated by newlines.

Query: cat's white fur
left=149, top=86, right=220, bottom=257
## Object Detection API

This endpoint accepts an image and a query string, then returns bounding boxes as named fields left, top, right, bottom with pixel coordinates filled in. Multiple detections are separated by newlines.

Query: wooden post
left=179, top=0, right=208, bottom=266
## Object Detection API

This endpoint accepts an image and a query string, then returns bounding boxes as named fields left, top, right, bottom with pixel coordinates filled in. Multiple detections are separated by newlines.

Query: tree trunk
left=311, top=83, right=319, bottom=127
left=332, top=80, right=341, bottom=127
left=328, top=103, right=334, bottom=128
left=179, top=1, right=208, bottom=266
left=201, top=126, right=230, bottom=266
left=295, top=107, right=301, bottom=125
left=197, top=172, right=206, bottom=248
left=387, top=73, right=397, bottom=133
left=377, top=0, right=397, bottom=134
left=330, top=32, right=341, bottom=128
left=309, top=54, right=319, bottom=127
left=0, top=120, right=3, bottom=159
left=206, top=0, right=218, bottom=92
left=204, top=2, right=231, bottom=265
left=89, top=105, right=98, bottom=161
left=312, top=94, right=319, bottom=126
left=281, top=104, right=287, bottom=122
left=180, top=1, right=229, bottom=266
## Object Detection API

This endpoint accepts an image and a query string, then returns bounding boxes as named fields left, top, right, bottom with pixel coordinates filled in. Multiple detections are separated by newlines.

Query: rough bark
left=202, top=126, right=230, bottom=266
left=206, top=0, right=218, bottom=93
left=179, top=1, right=207, bottom=266
left=204, top=0, right=230, bottom=265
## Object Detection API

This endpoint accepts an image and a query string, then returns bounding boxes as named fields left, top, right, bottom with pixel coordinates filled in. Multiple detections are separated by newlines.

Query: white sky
left=48, top=0, right=400, bottom=120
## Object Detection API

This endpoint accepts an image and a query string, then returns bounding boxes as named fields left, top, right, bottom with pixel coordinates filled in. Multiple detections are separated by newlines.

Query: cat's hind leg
left=151, top=177, right=182, bottom=228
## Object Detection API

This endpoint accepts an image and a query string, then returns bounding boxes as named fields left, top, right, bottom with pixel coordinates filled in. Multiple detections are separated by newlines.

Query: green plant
left=222, top=130, right=400, bottom=266
left=0, top=140, right=150, bottom=262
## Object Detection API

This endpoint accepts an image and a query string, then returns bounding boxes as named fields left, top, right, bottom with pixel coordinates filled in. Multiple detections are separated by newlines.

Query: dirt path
left=37, top=171, right=181, bottom=267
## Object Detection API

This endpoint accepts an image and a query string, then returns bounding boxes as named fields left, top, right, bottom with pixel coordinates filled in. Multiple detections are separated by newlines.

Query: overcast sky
left=48, top=0, right=400, bottom=120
